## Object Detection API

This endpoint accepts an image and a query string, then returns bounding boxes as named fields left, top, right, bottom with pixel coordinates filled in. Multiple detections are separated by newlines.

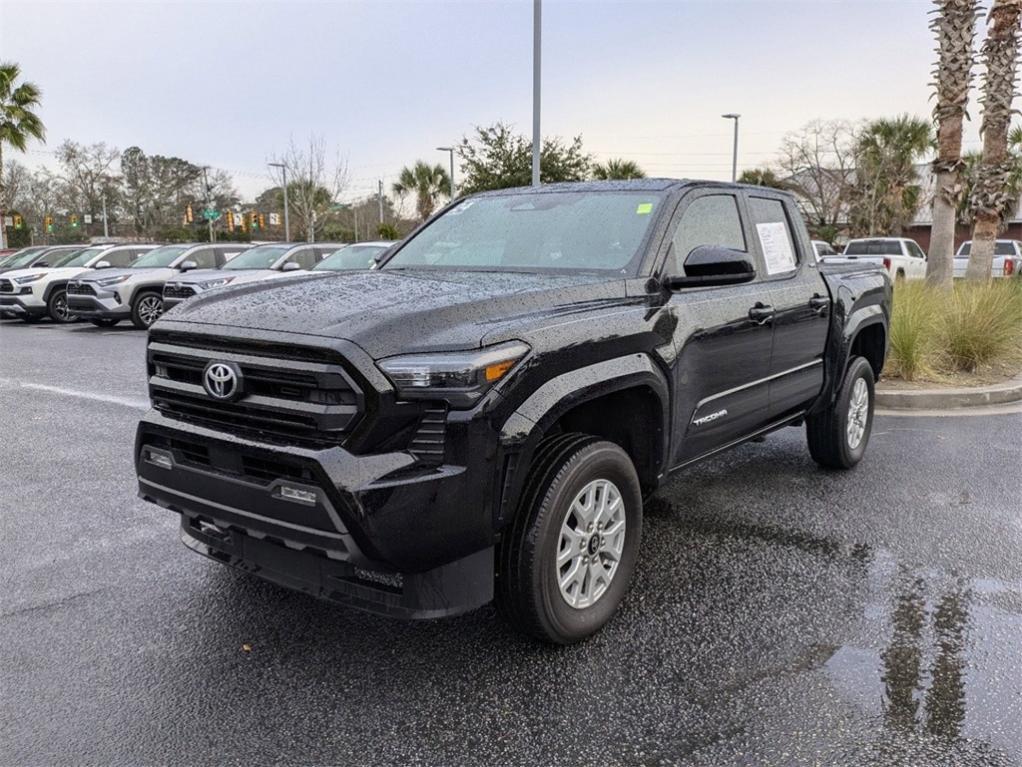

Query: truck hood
left=164, top=269, right=629, bottom=358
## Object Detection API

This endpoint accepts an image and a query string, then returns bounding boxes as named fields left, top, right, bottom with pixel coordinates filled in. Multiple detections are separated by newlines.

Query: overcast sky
left=1, top=0, right=992, bottom=203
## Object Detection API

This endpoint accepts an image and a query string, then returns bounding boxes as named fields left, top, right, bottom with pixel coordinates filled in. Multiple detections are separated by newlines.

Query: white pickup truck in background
left=954, top=240, right=1022, bottom=279
left=820, top=237, right=928, bottom=281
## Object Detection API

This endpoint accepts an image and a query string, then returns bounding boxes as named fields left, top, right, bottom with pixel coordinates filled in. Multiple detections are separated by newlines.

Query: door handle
left=808, top=294, right=829, bottom=314
left=748, top=303, right=774, bottom=324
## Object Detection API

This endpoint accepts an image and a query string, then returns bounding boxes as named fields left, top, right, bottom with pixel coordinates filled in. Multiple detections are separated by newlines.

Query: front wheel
left=806, top=356, right=876, bottom=469
left=131, top=291, right=163, bottom=329
left=47, top=289, right=77, bottom=323
left=497, top=434, right=642, bottom=644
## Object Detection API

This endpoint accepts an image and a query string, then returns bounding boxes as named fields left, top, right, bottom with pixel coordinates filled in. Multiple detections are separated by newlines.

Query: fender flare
left=494, top=354, right=670, bottom=526
left=128, top=283, right=167, bottom=306
left=42, top=279, right=70, bottom=304
left=813, top=306, right=888, bottom=414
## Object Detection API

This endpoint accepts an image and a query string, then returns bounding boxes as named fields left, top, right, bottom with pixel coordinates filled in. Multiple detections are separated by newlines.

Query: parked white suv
left=953, top=240, right=1022, bottom=279
left=0, top=243, right=156, bottom=323
left=822, top=237, right=927, bottom=281
left=67, top=243, right=249, bottom=329
left=162, top=242, right=341, bottom=311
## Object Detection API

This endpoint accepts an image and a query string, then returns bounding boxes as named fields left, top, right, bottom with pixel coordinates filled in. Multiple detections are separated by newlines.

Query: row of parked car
left=812, top=237, right=1022, bottom=280
left=0, top=240, right=395, bottom=328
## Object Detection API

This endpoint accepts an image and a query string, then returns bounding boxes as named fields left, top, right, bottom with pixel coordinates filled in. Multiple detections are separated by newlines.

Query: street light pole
left=722, top=113, right=741, bottom=183
left=102, top=192, right=109, bottom=238
left=378, top=179, right=384, bottom=224
left=532, top=0, right=542, bottom=187
left=268, top=162, right=290, bottom=241
left=436, top=147, right=457, bottom=201
left=201, top=166, right=216, bottom=243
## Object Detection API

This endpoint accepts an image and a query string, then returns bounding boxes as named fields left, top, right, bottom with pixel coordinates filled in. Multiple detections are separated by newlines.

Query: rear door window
left=748, top=196, right=799, bottom=277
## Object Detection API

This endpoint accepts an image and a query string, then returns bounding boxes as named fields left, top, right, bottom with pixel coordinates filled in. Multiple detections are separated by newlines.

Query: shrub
left=887, top=281, right=941, bottom=380
left=941, top=280, right=1022, bottom=372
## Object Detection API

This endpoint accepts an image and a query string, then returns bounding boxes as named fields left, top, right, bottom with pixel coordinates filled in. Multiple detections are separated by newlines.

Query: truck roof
left=470, top=178, right=793, bottom=198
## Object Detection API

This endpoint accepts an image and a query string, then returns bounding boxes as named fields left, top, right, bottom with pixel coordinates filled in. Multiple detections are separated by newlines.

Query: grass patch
left=883, top=279, right=1022, bottom=381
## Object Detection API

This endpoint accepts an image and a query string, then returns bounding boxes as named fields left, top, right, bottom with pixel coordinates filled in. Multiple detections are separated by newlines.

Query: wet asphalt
left=1, top=319, right=1020, bottom=767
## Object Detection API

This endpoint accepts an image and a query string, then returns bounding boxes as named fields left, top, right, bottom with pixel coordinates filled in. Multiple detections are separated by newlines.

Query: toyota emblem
left=203, top=361, right=242, bottom=401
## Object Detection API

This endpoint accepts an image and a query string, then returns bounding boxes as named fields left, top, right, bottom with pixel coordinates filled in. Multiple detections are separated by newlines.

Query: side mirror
left=36, top=263, right=50, bottom=268
left=281, top=261, right=301, bottom=272
left=94, top=260, right=111, bottom=269
left=665, top=245, right=756, bottom=290
left=179, top=260, right=199, bottom=272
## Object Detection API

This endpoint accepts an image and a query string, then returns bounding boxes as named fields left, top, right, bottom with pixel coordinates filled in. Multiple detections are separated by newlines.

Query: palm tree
left=591, top=159, right=646, bottom=180
left=0, top=62, right=45, bottom=248
left=738, top=168, right=789, bottom=190
left=927, top=0, right=981, bottom=287
left=392, top=161, right=451, bottom=222
left=966, top=0, right=1022, bottom=281
left=956, top=128, right=1022, bottom=225
left=850, top=116, right=933, bottom=236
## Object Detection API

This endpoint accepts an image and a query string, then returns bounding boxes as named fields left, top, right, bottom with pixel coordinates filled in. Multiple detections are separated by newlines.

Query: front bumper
left=0, top=294, right=46, bottom=318
left=66, top=291, right=130, bottom=319
left=135, top=411, right=497, bottom=619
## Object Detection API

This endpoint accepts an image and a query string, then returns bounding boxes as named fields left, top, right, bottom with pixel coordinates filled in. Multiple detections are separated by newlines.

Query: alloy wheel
left=556, top=478, right=627, bottom=609
left=847, top=377, right=869, bottom=450
left=137, top=295, right=163, bottom=327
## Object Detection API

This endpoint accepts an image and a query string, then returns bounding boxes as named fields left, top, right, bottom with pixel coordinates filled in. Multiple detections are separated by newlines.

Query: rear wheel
left=131, top=291, right=163, bottom=329
left=90, top=318, right=120, bottom=328
left=806, top=356, right=875, bottom=469
left=497, top=434, right=642, bottom=644
left=47, top=289, right=76, bottom=323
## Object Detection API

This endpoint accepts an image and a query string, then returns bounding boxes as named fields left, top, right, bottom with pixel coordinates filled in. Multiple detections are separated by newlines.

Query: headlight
left=97, top=275, right=130, bottom=286
left=378, top=341, right=530, bottom=407
left=13, top=273, right=45, bottom=284
left=197, top=277, right=235, bottom=290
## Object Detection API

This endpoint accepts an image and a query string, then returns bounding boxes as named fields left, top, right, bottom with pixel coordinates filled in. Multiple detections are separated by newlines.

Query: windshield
left=222, top=245, right=290, bottom=270
left=59, top=246, right=109, bottom=268
left=844, top=240, right=903, bottom=256
left=957, top=242, right=1015, bottom=256
left=51, top=249, right=88, bottom=267
left=4, top=248, right=48, bottom=268
left=314, top=244, right=390, bottom=271
left=131, top=245, right=190, bottom=268
left=382, top=192, right=663, bottom=274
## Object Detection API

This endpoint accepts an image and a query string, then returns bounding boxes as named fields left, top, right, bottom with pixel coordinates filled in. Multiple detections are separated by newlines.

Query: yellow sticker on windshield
left=636, top=202, right=653, bottom=215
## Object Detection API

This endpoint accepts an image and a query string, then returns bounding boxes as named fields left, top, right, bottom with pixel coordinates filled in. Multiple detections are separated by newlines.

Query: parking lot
left=2, top=319, right=1020, bottom=767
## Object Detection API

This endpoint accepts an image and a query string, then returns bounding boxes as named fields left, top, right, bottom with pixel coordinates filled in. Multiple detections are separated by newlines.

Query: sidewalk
left=876, top=372, right=1022, bottom=410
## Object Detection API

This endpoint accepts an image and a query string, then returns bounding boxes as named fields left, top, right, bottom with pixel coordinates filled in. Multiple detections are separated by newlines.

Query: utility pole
left=378, top=179, right=384, bottom=224
left=268, top=162, right=290, bottom=241
left=436, top=147, right=457, bottom=200
left=102, top=192, right=109, bottom=238
left=201, top=166, right=216, bottom=243
left=722, top=113, right=741, bottom=183
left=532, top=0, right=542, bottom=187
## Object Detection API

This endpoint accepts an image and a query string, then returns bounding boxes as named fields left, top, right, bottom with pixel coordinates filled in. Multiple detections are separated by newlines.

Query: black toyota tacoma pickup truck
left=136, top=179, right=891, bottom=643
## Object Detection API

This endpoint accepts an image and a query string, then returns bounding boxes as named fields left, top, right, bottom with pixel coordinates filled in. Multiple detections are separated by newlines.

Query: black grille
left=164, top=284, right=197, bottom=299
left=408, top=406, right=447, bottom=463
left=147, top=336, right=364, bottom=447
left=0, top=279, right=12, bottom=294
left=67, top=282, right=96, bottom=296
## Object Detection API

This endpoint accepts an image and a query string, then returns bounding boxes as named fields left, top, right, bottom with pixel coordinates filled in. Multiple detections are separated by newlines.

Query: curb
left=876, top=373, right=1022, bottom=410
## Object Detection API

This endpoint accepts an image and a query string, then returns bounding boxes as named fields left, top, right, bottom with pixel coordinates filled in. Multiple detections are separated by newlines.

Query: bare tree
left=0, top=157, right=28, bottom=212
left=19, top=167, right=65, bottom=243
left=927, top=0, right=982, bottom=288
left=269, top=135, right=349, bottom=242
left=55, top=140, right=120, bottom=238
left=777, top=120, right=858, bottom=240
left=966, top=0, right=1022, bottom=280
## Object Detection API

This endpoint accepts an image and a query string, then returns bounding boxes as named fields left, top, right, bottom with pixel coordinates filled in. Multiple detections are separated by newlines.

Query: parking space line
left=0, top=378, right=148, bottom=410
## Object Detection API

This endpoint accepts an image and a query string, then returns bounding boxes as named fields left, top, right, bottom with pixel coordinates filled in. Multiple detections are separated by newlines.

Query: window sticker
left=636, top=202, right=654, bottom=215
left=756, top=222, right=796, bottom=274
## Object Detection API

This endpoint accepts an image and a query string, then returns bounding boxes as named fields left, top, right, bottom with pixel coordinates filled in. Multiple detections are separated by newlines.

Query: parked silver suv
left=162, top=242, right=341, bottom=311
left=67, top=242, right=249, bottom=328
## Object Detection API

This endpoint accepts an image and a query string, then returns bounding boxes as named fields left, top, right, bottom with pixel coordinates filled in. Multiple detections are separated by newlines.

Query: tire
left=497, top=434, right=643, bottom=644
left=131, top=291, right=163, bottom=329
left=47, top=289, right=76, bottom=323
left=806, top=356, right=875, bottom=469
left=90, top=318, right=120, bottom=328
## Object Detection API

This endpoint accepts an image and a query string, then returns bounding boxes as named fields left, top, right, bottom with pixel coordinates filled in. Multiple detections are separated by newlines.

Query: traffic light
left=249, top=212, right=259, bottom=231
left=45, top=215, right=54, bottom=232
left=70, top=214, right=79, bottom=228
left=186, top=204, right=194, bottom=224
left=13, top=214, right=22, bottom=229
left=226, top=210, right=234, bottom=231
left=258, top=214, right=266, bottom=231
